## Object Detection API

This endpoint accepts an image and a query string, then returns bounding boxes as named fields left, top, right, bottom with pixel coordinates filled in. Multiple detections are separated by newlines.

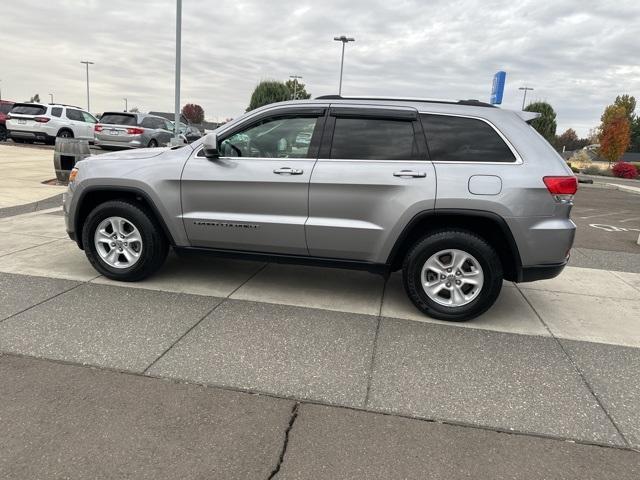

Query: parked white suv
left=6, top=103, right=98, bottom=144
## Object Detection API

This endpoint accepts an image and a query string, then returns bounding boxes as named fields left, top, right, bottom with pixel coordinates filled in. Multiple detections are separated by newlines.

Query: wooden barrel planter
left=53, top=138, right=91, bottom=182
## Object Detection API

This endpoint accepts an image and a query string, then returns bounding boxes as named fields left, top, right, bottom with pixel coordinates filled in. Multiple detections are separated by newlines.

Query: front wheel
left=402, top=230, right=503, bottom=322
left=82, top=200, right=169, bottom=281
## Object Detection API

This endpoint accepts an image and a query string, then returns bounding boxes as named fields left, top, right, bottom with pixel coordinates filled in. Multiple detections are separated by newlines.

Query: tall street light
left=519, top=86, right=534, bottom=110
left=333, top=35, right=355, bottom=96
left=123, top=97, right=128, bottom=112
left=80, top=60, right=94, bottom=112
left=289, top=75, right=303, bottom=100
left=173, top=0, right=182, bottom=145
left=49, top=93, right=54, bottom=103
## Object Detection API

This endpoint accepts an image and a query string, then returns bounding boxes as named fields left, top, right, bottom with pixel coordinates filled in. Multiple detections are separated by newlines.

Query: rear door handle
left=393, top=170, right=426, bottom=178
left=274, top=167, right=304, bottom=175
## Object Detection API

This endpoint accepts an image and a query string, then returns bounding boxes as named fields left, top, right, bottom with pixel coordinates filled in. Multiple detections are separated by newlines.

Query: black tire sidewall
left=82, top=201, right=167, bottom=281
left=403, top=231, right=503, bottom=321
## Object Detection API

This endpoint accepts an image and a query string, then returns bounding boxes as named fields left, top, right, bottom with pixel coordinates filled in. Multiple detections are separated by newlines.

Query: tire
left=0, top=126, right=7, bottom=142
left=402, top=229, right=503, bottom=322
left=57, top=129, right=74, bottom=139
left=82, top=200, right=169, bottom=281
left=147, top=139, right=158, bottom=148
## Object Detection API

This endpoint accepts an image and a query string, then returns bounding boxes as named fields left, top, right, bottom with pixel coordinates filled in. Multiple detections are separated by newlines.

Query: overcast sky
left=1, top=0, right=639, bottom=135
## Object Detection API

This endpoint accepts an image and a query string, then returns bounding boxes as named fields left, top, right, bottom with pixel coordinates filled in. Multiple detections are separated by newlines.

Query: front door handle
left=393, top=170, right=426, bottom=178
left=274, top=167, right=304, bottom=175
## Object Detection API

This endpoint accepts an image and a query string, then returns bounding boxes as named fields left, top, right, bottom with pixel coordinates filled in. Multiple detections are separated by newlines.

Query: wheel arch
left=387, top=209, right=522, bottom=281
left=57, top=127, right=74, bottom=137
left=73, top=186, right=176, bottom=249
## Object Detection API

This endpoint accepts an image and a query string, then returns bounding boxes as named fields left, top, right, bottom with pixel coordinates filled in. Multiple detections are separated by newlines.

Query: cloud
left=1, top=0, right=638, bottom=135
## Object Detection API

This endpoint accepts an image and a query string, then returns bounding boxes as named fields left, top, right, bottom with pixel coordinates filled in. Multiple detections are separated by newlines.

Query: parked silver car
left=94, top=112, right=174, bottom=150
left=64, top=96, right=577, bottom=321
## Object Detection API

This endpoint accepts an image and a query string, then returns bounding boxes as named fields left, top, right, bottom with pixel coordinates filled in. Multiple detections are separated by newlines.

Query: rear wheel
left=57, top=129, right=74, bottom=139
left=82, top=200, right=168, bottom=281
left=402, top=230, right=503, bottom=321
left=0, top=126, right=7, bottom=141
left=147, top=139, right=158, bottom=148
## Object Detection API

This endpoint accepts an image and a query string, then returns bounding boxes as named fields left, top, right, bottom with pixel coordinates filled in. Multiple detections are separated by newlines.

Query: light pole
left=123, top=98, right=128, bottom=112
left=173, top=0, right=182, bottom=145
left=80, top=60, right=94, bottom=112
left=519, top=86, right=534, bottom=110
left=49, top=93, right=54, bottom=103
left=0, top=79, right=2, bottom=102
left=333, top=35, right=355, bottom=96
left=289, top=75, right=303, bottom=100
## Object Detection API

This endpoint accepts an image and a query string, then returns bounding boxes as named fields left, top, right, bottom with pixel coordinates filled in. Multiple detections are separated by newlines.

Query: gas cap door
left=468, top=175, right=502, bottom=195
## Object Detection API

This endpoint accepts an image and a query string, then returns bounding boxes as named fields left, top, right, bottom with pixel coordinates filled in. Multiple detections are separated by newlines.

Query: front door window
left=220, top=116, right=318, bottom=158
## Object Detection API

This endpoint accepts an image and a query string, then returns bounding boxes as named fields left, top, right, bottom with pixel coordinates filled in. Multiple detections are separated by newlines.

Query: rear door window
left=82, top=112, right=97, bottom=123
left=330, top=117, right=419, bottom=160
left=141, top=117, right=162, bottom=129
left=10, top=104, right=47, bottom=115
left=66, top=109, right=84, bottom=121
left=420, top=114, right=516, bottom=162
left=51, top=107, right=63, bottom=117
left=100, top=113, right=137, bottom=126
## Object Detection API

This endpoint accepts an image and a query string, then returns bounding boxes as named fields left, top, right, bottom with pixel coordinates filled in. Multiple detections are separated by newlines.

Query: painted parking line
left=579, top=210, right=632, bottom=219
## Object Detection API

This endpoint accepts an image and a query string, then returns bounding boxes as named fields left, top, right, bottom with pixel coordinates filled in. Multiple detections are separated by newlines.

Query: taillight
left=543, top=176, right=577, bottom=203
left=126, top=127, right=144, bottom=135
left=34, top=116, right=50, bottom=123
left=94, top=125, right=103, bottom=132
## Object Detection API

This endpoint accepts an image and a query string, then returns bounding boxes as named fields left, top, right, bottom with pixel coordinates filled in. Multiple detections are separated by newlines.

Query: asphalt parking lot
left=573, top=187, right=640, bottom=253
left=1, top=142, right=639, bottom=478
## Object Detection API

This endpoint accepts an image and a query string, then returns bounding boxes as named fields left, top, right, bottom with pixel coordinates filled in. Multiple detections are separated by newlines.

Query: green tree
left=524, top=101, right=557, bottom=143
left=285, top=79, right=311, bottom=100
left=247, top=80, right=290, bottom=111
left=628, top=116, right=640, bottom=152
left=614, top=94, right=636, bottom=122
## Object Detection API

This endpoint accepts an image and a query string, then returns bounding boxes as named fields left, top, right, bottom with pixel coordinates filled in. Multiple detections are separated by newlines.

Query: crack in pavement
left=267, top=402, right=300, bottom=480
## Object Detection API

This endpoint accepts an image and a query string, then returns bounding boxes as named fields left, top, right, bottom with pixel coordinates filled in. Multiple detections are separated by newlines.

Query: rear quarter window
left=10, top=104, right=47, bottom=116
left=421, top=114, right=516, bottom=163
left=51, top=107, right=63, bottom=117
left=100, top=113, right=137, bottom=126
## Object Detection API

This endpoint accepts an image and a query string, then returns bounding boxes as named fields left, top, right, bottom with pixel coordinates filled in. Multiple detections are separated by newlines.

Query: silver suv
left=64, top=97, right=577, bottom=321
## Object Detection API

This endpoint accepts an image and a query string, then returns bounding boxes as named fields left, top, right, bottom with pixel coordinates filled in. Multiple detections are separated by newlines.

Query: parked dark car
left=174, top=121, right=202, bottom=143
left=0, top=100, right=15, bottom=141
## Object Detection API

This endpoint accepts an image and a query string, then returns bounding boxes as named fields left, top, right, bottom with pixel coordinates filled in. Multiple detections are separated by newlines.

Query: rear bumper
left=8, top=129, right=54, bottom=142
left=94, top=137, right=143, bottom=149
left=519, top=261, right=567, bottom=282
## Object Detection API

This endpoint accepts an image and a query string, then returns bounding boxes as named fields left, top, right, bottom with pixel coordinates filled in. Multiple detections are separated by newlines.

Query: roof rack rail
left=314, top=95, right=496, bottom=108
left=47, top=103, right=83, bottom=109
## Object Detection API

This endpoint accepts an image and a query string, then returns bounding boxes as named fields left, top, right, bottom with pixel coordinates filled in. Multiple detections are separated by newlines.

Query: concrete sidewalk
left=1, top=354, right=638, bottom=479
left=0, top=144, right=66, bottom=208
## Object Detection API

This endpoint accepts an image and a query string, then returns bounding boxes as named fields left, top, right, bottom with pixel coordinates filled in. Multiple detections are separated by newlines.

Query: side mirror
left=202, top=133, right=219, bottom=159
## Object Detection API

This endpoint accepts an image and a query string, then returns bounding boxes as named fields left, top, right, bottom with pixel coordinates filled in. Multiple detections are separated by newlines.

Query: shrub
left=582, top=165, right=613, bottom=176
left=568, top=150, right=592, bottom=169
left=612, top=162, right=639, bottom=179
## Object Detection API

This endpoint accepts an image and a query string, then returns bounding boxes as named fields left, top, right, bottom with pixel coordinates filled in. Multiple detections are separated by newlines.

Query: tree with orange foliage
left=599, top=104, right=631, bottom=166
